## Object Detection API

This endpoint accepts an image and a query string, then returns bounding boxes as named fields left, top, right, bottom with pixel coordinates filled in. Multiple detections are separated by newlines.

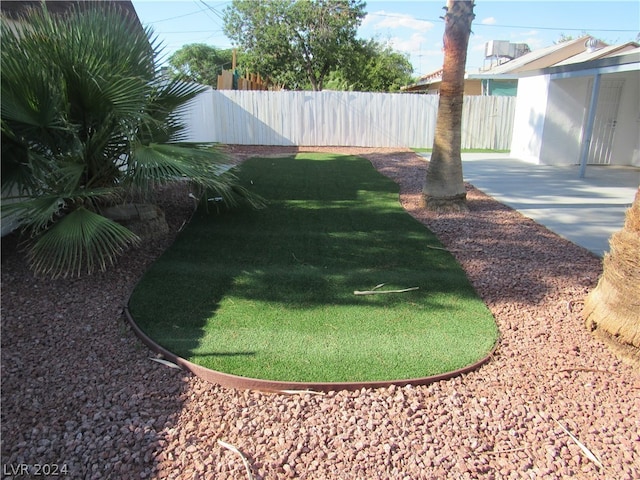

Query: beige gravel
left=2, top=146, right=638, bottom=480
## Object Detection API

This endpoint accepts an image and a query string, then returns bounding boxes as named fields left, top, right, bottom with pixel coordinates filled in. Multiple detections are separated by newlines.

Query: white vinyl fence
left=182, top=89, right=515, bottom=149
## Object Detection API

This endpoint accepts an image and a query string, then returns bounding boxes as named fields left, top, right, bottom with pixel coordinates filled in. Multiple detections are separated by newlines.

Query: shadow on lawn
left=361, top=150, right=603, bottom=309
left=128, top=154, right=491, bottom=363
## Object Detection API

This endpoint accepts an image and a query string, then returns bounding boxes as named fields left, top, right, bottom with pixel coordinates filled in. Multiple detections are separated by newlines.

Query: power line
left=198, top=0, right=226, bottom=21
left=195, top=0, right=223, bottom=26
left=366, top=11, right=638, bottom=34
left=145, top=5, right=637, bottom=34
left=144, top=9, right=205, bottom=24
left=161, top=30, right=225, bottom=34
left=476, top=23, right=638, bottom=33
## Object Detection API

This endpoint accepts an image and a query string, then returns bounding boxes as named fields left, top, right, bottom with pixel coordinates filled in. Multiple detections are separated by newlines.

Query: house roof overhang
left=469, top=51, right=640, bottom=81
left=400, top=68, right=444, bottom=92
left=401, top=43, right=639, bottom=92
left=539, top=52, right=640, bottom=79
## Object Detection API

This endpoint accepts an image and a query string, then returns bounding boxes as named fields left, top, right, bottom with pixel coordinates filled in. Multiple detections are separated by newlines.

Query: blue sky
left=132, top=0, right=640, bottom=78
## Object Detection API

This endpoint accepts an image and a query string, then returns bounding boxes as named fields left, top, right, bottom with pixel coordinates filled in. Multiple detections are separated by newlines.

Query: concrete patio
left=420, top=153, right=640, bottom=257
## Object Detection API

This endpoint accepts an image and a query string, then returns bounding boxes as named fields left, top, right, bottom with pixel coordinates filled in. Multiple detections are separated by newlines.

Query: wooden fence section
left=182, top=90, right=515, bottom=149
left=216, top=70, right=234, bottom=90
left=216, top=49, right=274, bottom=91
left=217, top=70, right=273, bottom=90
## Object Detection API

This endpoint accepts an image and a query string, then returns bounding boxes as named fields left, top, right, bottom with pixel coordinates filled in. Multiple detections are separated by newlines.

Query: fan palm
left=1, top=4, right=253, bottom=278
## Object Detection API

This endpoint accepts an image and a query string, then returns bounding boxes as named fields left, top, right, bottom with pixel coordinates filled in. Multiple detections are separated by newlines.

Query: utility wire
left=195, top=0, right=223, bottom=26
left=143, top=7, right=637, bottom=34
left=161, top=30, right=223, bottom=34
left=198, top=0, right=226, bottom=21
left=476, top=23, right=638, bottom=33
left=139, top=1, right=225, bottom=25
left=366, top=12, right=638, bottom=33
left=144, top=9, right=204, bottom=24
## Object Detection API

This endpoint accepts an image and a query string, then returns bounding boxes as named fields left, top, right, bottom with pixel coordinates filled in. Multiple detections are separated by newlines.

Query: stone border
left=124, top=306, right=499, bottom=392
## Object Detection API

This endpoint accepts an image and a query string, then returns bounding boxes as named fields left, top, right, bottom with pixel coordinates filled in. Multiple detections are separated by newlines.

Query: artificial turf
left=128, top=153, right=498, bottom=382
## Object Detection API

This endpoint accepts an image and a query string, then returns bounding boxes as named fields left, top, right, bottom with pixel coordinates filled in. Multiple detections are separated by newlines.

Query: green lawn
left=128, top=153, right=498, bottom=382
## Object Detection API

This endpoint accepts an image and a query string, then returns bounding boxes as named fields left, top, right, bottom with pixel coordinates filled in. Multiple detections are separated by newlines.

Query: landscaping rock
left=2, top=147, right=638, bottom=480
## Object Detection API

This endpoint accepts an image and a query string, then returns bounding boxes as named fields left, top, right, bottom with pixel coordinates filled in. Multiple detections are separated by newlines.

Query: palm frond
left=0, top=61, right=65, bottom=129
left=27, top=207, right=140, bottom=278
left=128, top=142, right=265, bottom=207
left=101, top=76, right=150, bottom=117
left=128, top=143, right=226, bottom=182
left=151, top=78, right=207, bottom=114
left=49, top=159, right=86, bottom=192
left=138, top=78, right=207, bottom=144
left=1, top=196, right=66, bottom=234
left=1, top=185, right=121, bottom=233
left=0, top=3, right=263, bottom=278
left=1, top=127, right=35, bottom=195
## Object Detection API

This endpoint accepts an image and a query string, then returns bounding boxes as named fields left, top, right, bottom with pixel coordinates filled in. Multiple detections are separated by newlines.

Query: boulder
left=102, top=203, right=169, bottom=240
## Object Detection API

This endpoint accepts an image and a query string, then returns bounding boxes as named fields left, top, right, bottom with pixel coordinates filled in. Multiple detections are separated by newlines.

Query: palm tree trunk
left=423, top=0, right=475, bottom=213
left=583, top=187, right=640, bottom=367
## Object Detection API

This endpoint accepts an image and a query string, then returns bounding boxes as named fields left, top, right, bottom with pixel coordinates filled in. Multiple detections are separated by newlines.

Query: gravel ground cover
left=2, top=146, right=638, bottom=480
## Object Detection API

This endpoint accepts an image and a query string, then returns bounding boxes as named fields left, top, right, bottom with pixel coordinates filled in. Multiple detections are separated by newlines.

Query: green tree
left=1, top=4, right=253, bottom=278
left=423, top=0, right=475, bottom=213
left=326, top=39, right=414, bottom=92
left=223, top=0, right=366, bottom=91
left=167, top=43, right=234, bottom=87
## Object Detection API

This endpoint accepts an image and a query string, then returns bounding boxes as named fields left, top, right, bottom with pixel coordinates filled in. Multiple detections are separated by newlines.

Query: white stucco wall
left=539, top=77, right=589, bottom=165
left=509, top=75, right=550, bottom=163
left=510, top=68, right=640, bottom=168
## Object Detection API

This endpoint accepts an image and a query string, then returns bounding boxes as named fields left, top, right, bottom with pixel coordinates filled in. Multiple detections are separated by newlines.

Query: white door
left=587, top=78, right=625, bottom=165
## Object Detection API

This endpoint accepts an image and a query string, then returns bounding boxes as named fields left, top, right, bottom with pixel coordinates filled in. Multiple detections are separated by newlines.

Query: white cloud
left=383, top=32, right=439, bottom=58
left=363, top=10, right=434, bottom=32
left=379, top=32, right=444, bottom=75
left=390, top=32, right=424, bottom=49
left=481, top=17, right=497, bottom=25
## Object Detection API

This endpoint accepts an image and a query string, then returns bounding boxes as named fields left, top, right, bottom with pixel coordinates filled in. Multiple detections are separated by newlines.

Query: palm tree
left=422, top=0, right=475, bottom=213
left=1, top=4, right=254, bottom=278
left=583, top=187, right=640, bottom=367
